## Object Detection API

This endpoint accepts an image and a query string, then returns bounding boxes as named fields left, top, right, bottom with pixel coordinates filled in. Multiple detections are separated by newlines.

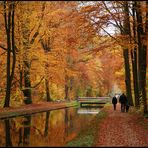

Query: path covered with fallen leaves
left=0, top=101, right=76, bottom=119
left=95, top=103, right=148, bottom=147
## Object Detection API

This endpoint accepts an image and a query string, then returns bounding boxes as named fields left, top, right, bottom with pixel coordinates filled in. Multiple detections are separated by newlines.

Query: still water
left=0, top=107, right=100, bottom=147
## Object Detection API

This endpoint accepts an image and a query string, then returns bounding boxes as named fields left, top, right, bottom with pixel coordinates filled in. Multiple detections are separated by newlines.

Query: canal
left=0, top=106, right=101, bottom=147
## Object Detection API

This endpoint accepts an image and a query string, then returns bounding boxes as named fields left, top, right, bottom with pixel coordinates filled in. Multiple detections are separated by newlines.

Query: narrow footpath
left=0, top=101, right=76, bottom=119
left=95, top=103, right=148, bottom=147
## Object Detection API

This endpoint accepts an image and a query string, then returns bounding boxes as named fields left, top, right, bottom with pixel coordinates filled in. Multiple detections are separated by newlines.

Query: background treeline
left=0, top=1, right=147, bottom=114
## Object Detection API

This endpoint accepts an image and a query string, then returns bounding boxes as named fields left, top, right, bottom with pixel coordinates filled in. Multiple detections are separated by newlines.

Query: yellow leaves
left=50, top=9, right=66, bottom=18
left=115, top=71, right=124, bottom=77
left=50, top=83, right=64, bottom=100
left=0, top=1, right=126, bottom=102
left=65, top=67, right=79, bottom=78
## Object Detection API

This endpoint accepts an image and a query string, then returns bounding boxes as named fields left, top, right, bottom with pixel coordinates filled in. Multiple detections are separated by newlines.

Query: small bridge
left=77, top=97, right=111, bottom=107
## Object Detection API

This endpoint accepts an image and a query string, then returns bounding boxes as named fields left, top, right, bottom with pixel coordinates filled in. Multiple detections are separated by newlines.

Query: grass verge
left=65, top=108, right=108, bottom=147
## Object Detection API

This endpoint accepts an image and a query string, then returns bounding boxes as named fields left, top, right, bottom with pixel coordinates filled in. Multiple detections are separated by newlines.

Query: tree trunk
left=4, top=2, right=16, bottom=107
left=141, top=1, right=148, bottom=114
left=64, top=108, right=68, bottom=140
left=21, top=7, right=32, bottom=104
left=10, top=2, right=16, bottom=90
left=5, top=119, right=12, bottom=147
left=45, top=78, right=51, bottom=102
left=131, top=49, right=139, bottom=106
left=18, top=128, right=23, bottom=146
left=19, top=63, right=23, bottom=89
left=65, top=84, right=69, bottom=101
left=64, top=75, right=69, bottom=100
left=40, top=36, right=52, bottom=102
left=131, top=2, right=139, bottom=107
left=142, top=44, right=147, bottom=114
left=44, top=111, right=50, bottom=137
left=135, top=1, right=147, bottom=114
left=44, top=58, right=51, bottom=102
left=23, top=58, right=32, bottom=104
left=20, top=2, right=46, bottom=104
left=23, top=115, right=31, bottom=146
left=122, top=1, right=133, bottom=106
left=123, top=49, right=133, bottom=106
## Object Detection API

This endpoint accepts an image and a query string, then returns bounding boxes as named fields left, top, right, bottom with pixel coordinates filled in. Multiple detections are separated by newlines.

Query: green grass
left=66, top=101, right=79, bottom=108
left=66, top=134, right=94, bottom=147
left=65, top=111, right=108, bottom=147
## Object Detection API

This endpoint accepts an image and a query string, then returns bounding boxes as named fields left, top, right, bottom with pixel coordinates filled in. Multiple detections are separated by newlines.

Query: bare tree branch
left=0, top=44, right=7, bottom=51
left=30, top=2, right=46, bottom=45
left=31, top=76, right=44, bottom=88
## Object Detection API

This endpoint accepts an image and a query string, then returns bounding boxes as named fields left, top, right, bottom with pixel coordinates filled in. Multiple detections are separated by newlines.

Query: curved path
left=95, top=103, right=148, bottom=147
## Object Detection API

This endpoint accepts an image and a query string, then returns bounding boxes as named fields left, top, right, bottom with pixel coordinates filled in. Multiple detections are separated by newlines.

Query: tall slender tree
left=130, top=1, right=139, bottom=107
left=18, top=2, right=46, bottom=104
left=135, top=1, right=147, bottom=113
left=41, top=36, right=52, bottom=102
left=3, top=1, right=16, bottom=107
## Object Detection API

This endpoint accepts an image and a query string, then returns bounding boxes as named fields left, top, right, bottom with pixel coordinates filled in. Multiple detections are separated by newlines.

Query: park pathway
left=95, top=103, right=148, bottom=147
left=0, top=101, right=76, bottom=119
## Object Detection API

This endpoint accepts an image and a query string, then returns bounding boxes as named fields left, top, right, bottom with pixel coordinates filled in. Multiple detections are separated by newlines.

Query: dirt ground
left=95, top=103, right=148, bottom=147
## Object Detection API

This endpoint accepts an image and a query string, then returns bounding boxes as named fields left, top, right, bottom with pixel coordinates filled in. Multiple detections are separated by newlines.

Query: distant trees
left=0, top=1, right=147, bottom=114
left=80, top=1, right=147, bottom=114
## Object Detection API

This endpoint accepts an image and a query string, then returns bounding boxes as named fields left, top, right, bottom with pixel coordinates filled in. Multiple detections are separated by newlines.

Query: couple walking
left=112, top=93, right=129, bottom=112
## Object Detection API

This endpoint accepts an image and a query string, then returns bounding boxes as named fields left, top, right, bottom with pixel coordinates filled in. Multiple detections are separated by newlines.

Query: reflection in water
left=77, top=108, right=100, bottom=114
left=44, top=111, right=50, bottom=137
left=18, top=128, right=22, bottom=146
left=5, top=119, right=12, bottom=147
left=64, top=108, right=68, bottom=141
left=18, top=115, right=32, bottom=146
left=0, top=107, right=99, bottom=146
left=23, top=115, right=31, bottom=146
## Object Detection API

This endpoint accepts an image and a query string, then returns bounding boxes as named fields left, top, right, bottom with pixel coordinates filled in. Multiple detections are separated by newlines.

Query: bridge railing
left=77, top=97, right=111, bottom=102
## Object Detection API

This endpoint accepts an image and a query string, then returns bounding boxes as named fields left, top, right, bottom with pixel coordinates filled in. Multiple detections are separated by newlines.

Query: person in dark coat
left=112, top=96, right=117, bottom=110
left=119, top=93, right=127, bottom=112
left=126, top=99, right=130, bottom=112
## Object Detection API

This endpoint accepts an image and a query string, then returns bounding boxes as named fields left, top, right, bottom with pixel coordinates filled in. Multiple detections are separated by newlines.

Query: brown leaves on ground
left=95, top=103, right=148, bottom=147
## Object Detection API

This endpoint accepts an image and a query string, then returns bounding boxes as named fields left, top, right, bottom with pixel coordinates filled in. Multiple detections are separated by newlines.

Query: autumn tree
left=15, top=1, right=46, bottom=104
left=2, top=1, right=16, bottom=107
left=135, top=1, right=147, bottom=113
left=80, top=1, right=147, bottom=113
left=122, top=1, right=133, bottom=106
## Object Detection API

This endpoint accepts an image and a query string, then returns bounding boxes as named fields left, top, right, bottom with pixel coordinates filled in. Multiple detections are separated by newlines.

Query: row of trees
left=0, top=1, right=147, bottom=114
left=80, top=1, right=147, bottom=114
left=0, top=1, right=122, bottom=107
